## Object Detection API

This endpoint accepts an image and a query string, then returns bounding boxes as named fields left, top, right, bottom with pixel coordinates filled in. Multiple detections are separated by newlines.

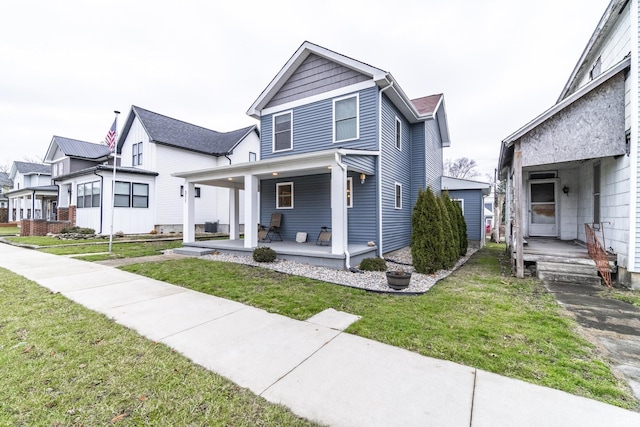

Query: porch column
left=8, top=198, right=13, bottom=221
left=229, top=188, right=240, bottom=240
left=331, top=163, right=347, bottom=255
left=182, top=182, right=195, bottom=243
left=22, top=195, right=28, bottom=219
left=244, top=174, right=258, bottom=248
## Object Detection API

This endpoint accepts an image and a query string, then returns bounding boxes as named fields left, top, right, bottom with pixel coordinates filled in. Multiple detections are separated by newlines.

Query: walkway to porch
left=178, top=239, right=378, bottom=270
left=523, top=237, right=592, bottom=263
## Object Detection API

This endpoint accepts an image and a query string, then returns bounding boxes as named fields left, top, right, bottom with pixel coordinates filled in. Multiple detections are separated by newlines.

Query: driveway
left=544, top=281, right=640, bottom=406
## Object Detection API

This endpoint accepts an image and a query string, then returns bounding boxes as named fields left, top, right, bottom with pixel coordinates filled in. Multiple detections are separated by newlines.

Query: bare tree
left=21, top=155, right=44, bottom=164
left=0, top=163, right=9, bottom=173
left=444, top=157, right=480, bottom=179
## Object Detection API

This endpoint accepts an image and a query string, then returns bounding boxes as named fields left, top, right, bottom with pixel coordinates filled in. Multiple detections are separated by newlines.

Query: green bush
left=411, top=187, right=445, bottom=274
left=438, top=193, right=457, bottom=269
left=253, top=246, right=277, bottom=263
left=359, top=257, right=387, bottom=271
left=454, top=201, right=468, bottom=256
left=60, top=226, right=95, bottom=234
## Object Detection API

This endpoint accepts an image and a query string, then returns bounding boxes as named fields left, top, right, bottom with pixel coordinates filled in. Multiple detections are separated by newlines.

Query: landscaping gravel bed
left=200, top=246, right=476, bottom=294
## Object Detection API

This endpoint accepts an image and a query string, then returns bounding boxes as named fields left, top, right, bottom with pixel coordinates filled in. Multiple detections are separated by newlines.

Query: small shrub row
left=253, top=246, right=276, bottom=262
left=359, top=257, right=387, bottom=271
left=60, top=226, right=95, bottom=235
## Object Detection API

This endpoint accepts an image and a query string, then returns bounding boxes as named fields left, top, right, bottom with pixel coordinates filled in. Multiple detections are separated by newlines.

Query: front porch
left=517, top=237, right=616, bottom=285
left=176, top=239, right=378, bottom=270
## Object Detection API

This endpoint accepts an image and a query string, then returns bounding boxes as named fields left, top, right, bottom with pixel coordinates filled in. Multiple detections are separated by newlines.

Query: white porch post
left=244, top=174, right=258, bottom=248
left=8, top=198, right=13, bottom=221
left=229, top=188, right=240, bottom=240
left=182, top=182, right=195, bottom=243
left=331, top=163, right=347, bottom=255
left=22, top=195, right=27, bottom=219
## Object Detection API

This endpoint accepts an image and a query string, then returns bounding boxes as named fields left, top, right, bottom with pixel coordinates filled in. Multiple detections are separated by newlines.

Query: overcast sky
left=1, top=0, right=609, bottom=180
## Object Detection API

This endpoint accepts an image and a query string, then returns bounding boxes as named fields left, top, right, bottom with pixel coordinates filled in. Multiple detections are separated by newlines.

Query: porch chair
left=316, top=226, right=332, bottom=246
left=258, top=213, right=283, bottom=242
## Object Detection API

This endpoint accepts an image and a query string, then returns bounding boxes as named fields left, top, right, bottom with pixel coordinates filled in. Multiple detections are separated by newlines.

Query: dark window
left=76, top=181, right=100, bottom=208
left=132, top=142, right=143, bottom=165
left=334, top=95, right=358, bottom=142
left=114, top=181, right=131, bottom=207
left=395, top=117, right=402, bottom=150
left=593, top=163, right=601, bottom=224
left=276, top=182, right=293, bottom=209
left=395, top=183, right=402, bottom=209
left=132, top=183, right=149, bottom=208
left=273, top=112, right=292, bottom=152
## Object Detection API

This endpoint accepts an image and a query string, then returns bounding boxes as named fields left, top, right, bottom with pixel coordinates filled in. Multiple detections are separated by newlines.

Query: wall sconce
left=562, top=186, right=569, bottom=195
left=360, top=173, right=366, bottom=184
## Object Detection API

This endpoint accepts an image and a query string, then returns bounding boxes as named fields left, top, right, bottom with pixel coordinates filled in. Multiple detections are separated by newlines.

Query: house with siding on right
left=498, top=0, right=640, bottom=288
left=175, top=41, right=451, bottom=269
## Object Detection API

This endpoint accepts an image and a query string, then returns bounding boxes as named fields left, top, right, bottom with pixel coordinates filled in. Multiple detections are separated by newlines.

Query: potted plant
left=386, top=269, right=412, bottom=290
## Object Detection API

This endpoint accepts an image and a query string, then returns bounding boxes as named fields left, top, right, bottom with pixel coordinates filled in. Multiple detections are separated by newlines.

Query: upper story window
left=249, top=152, right=257, bottom=162
left=276, top=182, right=293, bottom=209
left=132, top=142, right=143, bottom=166
left=273, top=111, right=293, bottom=152
left=333, top=94, right=359, bottom=142
left=395, top=116, right=402, bottom=150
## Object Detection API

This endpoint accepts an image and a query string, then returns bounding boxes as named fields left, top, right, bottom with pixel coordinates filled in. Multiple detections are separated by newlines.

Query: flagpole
left=109, top=110, right=120, bottom=253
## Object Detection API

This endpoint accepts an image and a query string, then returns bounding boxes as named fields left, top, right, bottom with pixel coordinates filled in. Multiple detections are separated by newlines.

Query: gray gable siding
left=380, top=94, right=413, bottom=253
left=261, top=86, right=378, bottom=159
left=448, top=189, right=483, bottom=242
left=266, top=54, right=370, bottom=109
left=425, top=119, right=443, bottom=193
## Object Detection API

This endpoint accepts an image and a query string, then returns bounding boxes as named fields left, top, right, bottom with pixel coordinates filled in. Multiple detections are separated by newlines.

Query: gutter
left=378, top=80, right=394, bottom=257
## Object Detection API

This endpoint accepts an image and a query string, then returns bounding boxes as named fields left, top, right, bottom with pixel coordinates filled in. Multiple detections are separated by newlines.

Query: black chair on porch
left=258, top=213, right=283, bottom=242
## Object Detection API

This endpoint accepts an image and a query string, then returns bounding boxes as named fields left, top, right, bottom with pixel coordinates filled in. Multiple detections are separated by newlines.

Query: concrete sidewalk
left=1, top=243, right=638, bottom=427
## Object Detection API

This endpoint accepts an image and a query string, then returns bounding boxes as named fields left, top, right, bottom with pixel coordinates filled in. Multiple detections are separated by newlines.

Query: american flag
left=105, top=118, right=117, bottom=152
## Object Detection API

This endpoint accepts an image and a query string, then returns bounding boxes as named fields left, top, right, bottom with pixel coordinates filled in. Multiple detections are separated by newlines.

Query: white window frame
left=333, top=93, right=359, bottom=143
left=395, top=116, right=402, bottom=151
left=347, top=176, right=353, bottom=208
left=272, top=111, right=293, bottom=153
left=276, top=182, right=294, bottom=209
left=394, top=182, right=402, bottom=209
left=249, top=152, right=257, bottom=162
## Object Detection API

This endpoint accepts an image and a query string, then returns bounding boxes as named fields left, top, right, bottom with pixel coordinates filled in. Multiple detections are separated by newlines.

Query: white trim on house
left=272, top=110, right=293, bottom=153
left=394, top=182, right=402, bottom=209
left=333, top=93, right=360, bottom=143
left=347, top=176, right=353, bottom=208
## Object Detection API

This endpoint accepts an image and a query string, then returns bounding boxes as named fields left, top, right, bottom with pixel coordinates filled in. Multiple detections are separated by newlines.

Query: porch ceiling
left=173, top=148, right=379, bottom=188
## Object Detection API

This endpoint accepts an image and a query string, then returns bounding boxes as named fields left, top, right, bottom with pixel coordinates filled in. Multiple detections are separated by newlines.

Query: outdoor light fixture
left=563, top=186, right=570, bottom=195
left=272, top=172, right=278, bottom=176
left=360, top=173, right=366, bottom=184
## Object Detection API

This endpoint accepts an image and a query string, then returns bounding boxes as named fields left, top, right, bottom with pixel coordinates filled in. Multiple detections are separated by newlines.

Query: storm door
left=529, top=180, right=557, bottom=236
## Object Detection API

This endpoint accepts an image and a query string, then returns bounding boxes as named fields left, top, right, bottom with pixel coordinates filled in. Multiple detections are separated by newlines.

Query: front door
left=529, top=181, right=557, bottom=236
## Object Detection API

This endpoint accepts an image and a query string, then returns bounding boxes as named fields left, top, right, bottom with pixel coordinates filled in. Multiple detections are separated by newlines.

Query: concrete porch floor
left=178, top=239, right=378, bottom=270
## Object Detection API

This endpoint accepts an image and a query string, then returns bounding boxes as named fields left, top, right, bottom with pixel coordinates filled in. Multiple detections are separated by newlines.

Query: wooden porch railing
left=584, top=223, right=612, bottom=288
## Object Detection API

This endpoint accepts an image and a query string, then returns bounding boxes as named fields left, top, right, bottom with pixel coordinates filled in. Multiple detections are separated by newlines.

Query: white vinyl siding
left=333, top=94, right=359, bottom=142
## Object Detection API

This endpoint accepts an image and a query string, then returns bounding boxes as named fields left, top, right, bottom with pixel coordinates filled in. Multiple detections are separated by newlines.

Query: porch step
left=173, top=247, right=215, bottom=256
left=537, top=261, right=602, bottom=286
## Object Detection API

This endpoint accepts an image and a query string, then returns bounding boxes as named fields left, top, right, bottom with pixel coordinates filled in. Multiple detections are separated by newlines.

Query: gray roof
left=14, top=161, right=50, bottom=175
left=118, top=105, right=257, bottom=156
left=55, top=164, right=159, bottom=181
left=0, top=171, right=12, bottom=187
left=52, top=136, right=111, bottom=160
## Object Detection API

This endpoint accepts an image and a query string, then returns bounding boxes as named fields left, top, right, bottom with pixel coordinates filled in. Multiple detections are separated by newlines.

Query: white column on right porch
left=244, top=174, right=259, bottom=249
left=330, top=162, right=347, bottom=255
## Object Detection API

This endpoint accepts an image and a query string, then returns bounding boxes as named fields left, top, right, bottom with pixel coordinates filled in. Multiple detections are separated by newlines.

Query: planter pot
left=386, top=271, right=412, bottom=290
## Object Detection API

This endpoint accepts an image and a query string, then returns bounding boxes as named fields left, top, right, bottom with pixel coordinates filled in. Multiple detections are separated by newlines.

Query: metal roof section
left=117, top=105, right=257, bottom=156
left=442, top=176, right=492, bottom=196
left=45, top=136, right=111, bottom=162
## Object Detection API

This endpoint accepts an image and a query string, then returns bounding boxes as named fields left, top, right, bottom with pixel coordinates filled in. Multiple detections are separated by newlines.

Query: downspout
left=378, top=80, right=394, bottom=257
left=335, top=152, right=351, bottom=269
left=225, top=154, right=232, bottom=165
left=93, top=170, right=104, bottom=234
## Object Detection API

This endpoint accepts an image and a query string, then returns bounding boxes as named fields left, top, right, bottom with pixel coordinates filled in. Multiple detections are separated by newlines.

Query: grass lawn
left=39, top=240, right=186, bottom=261
left=121, top=243, right=637, bottom=410
left=0, top=268, right=317, bottom=426
left=0, top=226, right=20, bottom=236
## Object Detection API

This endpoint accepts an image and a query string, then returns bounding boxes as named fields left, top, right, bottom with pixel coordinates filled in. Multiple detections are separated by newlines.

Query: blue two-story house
left=175, top=41, right=450, bottom=269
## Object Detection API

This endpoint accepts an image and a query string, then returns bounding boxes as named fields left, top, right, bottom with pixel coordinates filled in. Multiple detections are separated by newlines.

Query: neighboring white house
left=498, top=0, right=640, bottom=286
left=44, top=107, right=259, bottom=235
left=115, top=105, right=260, bottom=234
left=5, top=161, right=56, bottom=221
